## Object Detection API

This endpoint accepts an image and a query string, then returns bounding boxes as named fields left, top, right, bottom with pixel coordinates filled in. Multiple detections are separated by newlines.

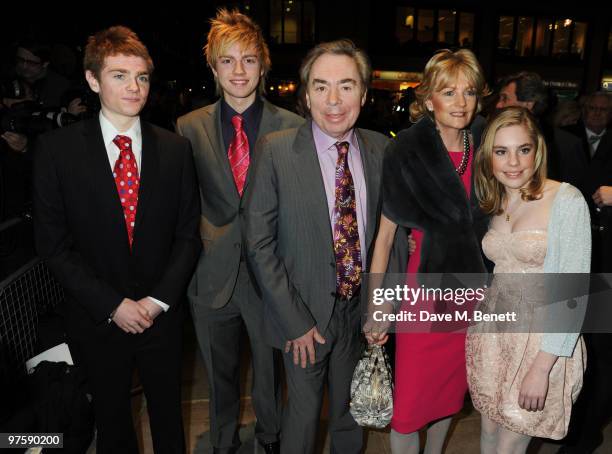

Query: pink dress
left=391, top=149, right=472, bottom=433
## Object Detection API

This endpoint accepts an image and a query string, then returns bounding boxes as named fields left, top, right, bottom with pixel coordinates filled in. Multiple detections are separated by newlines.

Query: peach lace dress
left=466, top=229, right=586, bottom=440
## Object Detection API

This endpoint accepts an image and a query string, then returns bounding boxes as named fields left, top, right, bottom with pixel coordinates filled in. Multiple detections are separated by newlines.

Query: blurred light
left=286, top=7, right=291, bottom=12
left=278, top=85, right=282, bottom=90
left=564, top=19, right=572, bottom=27
left=405, top=15, right=414, bottom=27
left=270, top=86, right=275, bottom=91
left=188, top=88, right=192, bottom=92
left=390, top=131, right=396, bottom=138
left=452, top=10, right=456, bottom=15
left=245, top=5, right=250, bottom=10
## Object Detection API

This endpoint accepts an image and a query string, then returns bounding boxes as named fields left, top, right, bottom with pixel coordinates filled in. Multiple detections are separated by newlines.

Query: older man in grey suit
left=245, top=40, right=391, bottom=454
left=176, top=9, right=303, bottom=454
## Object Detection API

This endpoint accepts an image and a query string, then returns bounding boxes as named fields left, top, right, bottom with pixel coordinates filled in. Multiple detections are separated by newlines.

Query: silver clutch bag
left=349, top=344, right=393, bottom=428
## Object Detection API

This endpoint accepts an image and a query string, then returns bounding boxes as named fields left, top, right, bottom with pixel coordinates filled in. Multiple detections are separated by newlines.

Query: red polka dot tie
left=112, top=135, right=139, bottom=249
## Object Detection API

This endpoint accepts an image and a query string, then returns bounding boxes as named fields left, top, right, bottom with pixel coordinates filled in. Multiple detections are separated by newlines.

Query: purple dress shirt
left=312, top=121, right=368, bottom=260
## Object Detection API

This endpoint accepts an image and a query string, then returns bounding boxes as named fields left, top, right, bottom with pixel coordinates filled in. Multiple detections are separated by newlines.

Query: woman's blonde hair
left=474, top=106, right=547, bottom=215
left=410, top=49, right=489, bottom=123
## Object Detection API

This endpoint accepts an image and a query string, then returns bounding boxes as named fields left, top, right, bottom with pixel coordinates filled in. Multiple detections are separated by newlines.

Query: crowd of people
left=0, top=6, right=609, bottom=454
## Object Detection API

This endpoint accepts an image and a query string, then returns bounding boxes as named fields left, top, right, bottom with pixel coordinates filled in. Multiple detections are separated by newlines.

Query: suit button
left=234, top=242, right=241, bottom=248
left=330, top=292, right=336, bottom=297
left=330, top=262, right=335, bottom=268
left=239, top=207, right=245, bottom=214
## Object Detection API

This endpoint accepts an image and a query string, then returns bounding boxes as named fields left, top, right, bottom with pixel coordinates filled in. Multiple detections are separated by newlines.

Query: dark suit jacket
left=541, top=122, right=586, bottom=188
left=33, top=118, right=201, bottom=337
left=565, top=123, right=612, bottom=268
left=244, top=121, right=389, bottom=349
left=176, top=99, right=304, bottom=309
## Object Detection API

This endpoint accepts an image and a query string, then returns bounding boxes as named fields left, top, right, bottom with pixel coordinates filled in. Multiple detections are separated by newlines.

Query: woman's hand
left=518, top=351, right=558, bottom=411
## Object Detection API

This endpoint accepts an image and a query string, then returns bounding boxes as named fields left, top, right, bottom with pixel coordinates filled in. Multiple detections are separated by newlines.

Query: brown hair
left=474, top=106, right=547, bottom=215
left=205, top=8, right=271, bottom=95
left=84, top=26, right=153, bottom=78
left=410, top=49, right=489, bottom=122
left=298, top=39, right=371, bottom=116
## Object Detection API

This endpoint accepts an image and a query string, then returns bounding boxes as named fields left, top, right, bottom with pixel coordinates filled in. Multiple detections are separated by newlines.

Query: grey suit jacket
left=176, top=98, right=304, bottom=308
left=244, top=121, right=390, bottom=348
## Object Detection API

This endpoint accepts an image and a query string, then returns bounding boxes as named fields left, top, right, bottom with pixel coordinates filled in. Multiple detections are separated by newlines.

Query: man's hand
left=136, top=297, right=164, bottom=320
left=2, top=132, right=28, bottom=152
left=67, top=97, right=87, bottom=116
left=593, top=186, right=612, bottom=207
left=285, top=326, right=326, bottom=368
left=112, top=298, right=153, bottom=334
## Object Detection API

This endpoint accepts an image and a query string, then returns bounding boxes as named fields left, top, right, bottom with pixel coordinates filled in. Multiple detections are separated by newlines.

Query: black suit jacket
left=33, top=118, right=201, bottom=336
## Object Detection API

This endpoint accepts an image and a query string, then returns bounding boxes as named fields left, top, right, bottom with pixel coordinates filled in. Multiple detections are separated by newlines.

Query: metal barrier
left=0, top=257, right=64, bottom=383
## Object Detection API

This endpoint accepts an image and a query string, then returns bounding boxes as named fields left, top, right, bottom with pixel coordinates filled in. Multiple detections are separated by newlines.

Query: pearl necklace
left=455, top=129, right=471, bottom=176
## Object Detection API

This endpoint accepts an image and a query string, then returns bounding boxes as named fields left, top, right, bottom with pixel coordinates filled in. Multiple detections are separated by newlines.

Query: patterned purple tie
left=333, top=141, right=362, bottom=299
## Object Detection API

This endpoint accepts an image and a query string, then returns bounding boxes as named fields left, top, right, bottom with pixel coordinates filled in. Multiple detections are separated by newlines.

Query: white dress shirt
left=585, top=126, right=606, bottom=157
left=99, top=112, right=169, bottom=312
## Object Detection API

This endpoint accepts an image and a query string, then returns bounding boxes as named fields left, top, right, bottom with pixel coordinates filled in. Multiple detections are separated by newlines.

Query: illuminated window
left=438, top=10, right=456, bottom=45
left=459, top=12, right=474, bottom=48
left=535, top=18, right=553, bottom=56
left=270, top=0, right=315, bottom=44
left=516, top=17, right=534, bottom=56
left=417, top=9, right=434, bottom=42
left=498, top=14, right=586, bottom=59
left=395, top=8, right=474, bottom=47
left=498, top=16, right=514, bottom=49
left=397, top=7, right=415, bottom=44
left=552, top=19, right=571, bottom=56
left=571, top=22, right=587, bottom=58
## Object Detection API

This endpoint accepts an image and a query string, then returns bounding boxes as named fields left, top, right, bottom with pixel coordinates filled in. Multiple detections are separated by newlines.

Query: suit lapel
left=256, top=100, right=282, bottom=143
left=133, top=121, right=159, bottom=238
left=292, top=122, right=334, bottom=251
left=243, top=100, right=283, bottom=192
left=355, top=129, right=380, bottom=253
left=82, top=119, right=131, bottom=250
left=205, top=101, right=238, bottom=198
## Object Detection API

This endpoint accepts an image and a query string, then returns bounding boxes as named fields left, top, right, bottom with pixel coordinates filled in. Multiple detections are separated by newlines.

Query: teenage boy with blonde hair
left=176, top=9, right=303, bottom=454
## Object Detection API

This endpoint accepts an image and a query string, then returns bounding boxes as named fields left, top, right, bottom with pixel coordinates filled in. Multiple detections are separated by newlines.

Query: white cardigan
left=541, top=182, right=592, bottom=357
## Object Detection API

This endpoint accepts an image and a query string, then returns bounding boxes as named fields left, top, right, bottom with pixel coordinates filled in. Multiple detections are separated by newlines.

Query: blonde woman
left=467, top=106, right=589, bottom=453
left=366, top=49, right=490, bottom=454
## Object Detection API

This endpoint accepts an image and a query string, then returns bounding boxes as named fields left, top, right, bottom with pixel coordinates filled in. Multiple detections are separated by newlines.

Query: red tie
left=228, top=115, right=250, bottom=196
left=112, top=135, right=139, bottom=248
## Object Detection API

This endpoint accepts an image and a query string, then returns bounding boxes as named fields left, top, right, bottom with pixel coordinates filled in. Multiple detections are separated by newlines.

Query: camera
left=0, top=101, right=78, bottom=136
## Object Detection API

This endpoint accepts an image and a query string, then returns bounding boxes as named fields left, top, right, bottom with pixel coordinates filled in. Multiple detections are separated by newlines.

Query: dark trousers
left=280, top=296, right=363, bottom=454
left=190, top=263, right=281, bottom=451
left=69, top=308, right=185, bottom=454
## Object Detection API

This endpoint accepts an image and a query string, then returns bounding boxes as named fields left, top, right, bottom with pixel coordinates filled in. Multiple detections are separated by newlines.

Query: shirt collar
left=99, top=111, right=141, bottom=148
left=221, top=96, right=263, bottom=125
left=312, top=121, right=359, bottom=155
left=585, top=126, right=606, bottom=139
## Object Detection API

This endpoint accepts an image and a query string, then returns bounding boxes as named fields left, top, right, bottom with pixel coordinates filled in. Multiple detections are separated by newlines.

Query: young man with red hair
left=33, top=26, right=201, bottom=453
